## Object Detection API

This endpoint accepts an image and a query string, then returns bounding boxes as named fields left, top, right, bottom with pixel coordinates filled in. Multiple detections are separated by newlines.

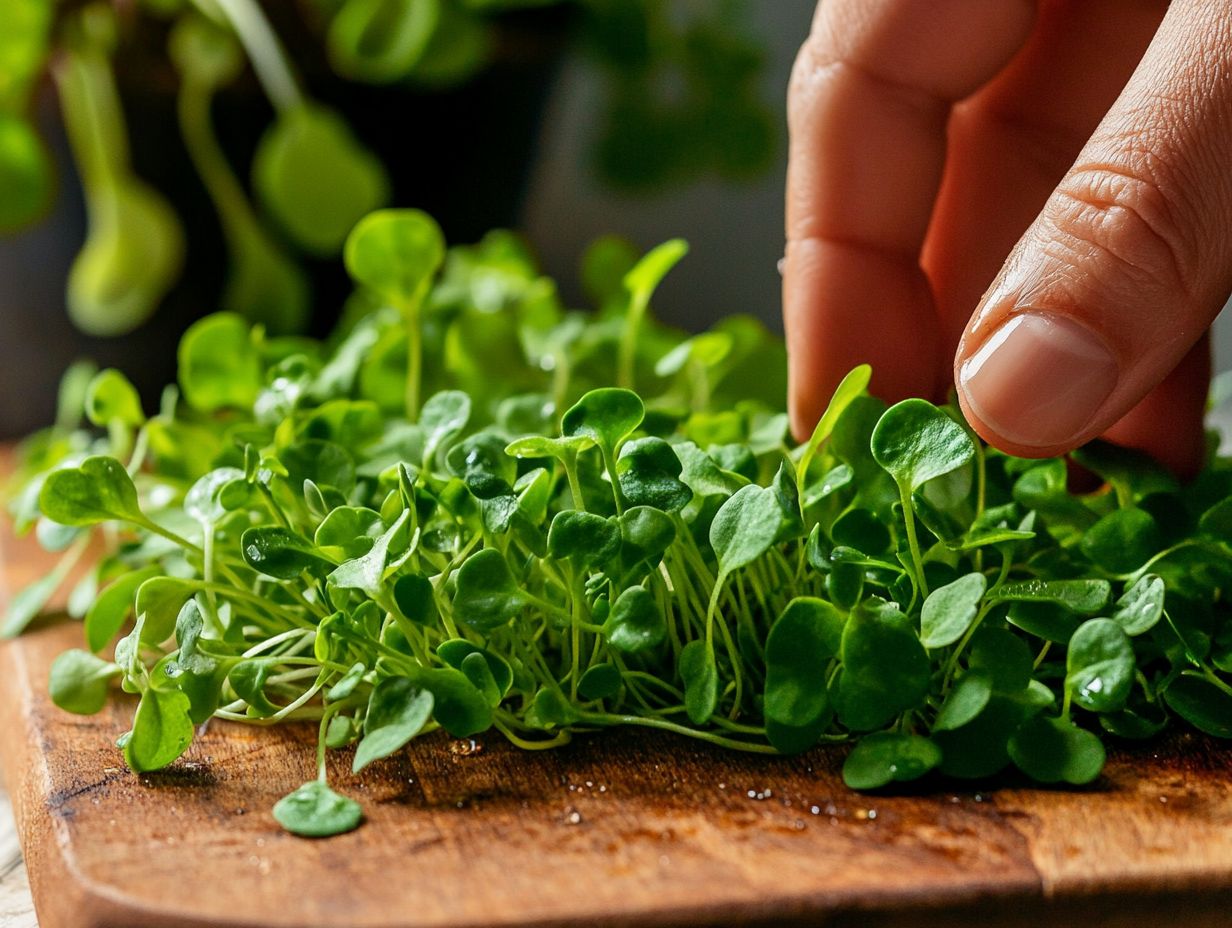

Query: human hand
left=783, top=0, right=1232, bottom=477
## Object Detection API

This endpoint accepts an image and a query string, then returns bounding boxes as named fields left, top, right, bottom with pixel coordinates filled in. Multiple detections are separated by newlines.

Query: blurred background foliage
left=0, top=0, right=798, bottom=437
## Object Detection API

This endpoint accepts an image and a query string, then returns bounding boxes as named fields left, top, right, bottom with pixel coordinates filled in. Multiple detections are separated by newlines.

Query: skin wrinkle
left=1049, top=168, right=1196, bottom=306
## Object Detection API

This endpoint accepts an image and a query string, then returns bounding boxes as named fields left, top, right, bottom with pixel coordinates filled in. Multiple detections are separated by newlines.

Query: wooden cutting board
left=3, top=517, right=1232, bottom=928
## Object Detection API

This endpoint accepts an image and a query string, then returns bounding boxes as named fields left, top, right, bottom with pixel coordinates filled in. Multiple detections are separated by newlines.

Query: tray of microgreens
left=5, top=209, right=1231, bottom=838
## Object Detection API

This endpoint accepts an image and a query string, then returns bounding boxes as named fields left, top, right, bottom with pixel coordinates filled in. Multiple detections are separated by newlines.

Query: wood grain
left=3, top=507, right=1232, bottom=927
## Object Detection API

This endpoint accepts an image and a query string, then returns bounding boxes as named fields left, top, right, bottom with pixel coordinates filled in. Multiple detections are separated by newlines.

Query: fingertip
left=954, top=310, right=1119, bottom=455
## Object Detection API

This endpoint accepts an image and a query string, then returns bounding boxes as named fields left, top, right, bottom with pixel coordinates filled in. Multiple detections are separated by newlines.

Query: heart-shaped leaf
left=871, top=399, right=975, bottom=493
left=710, top=484, right=783, bottom=577
left=39, top=457, right=144, bottom=526
left=344, top=208, right=445, bottom=307
left=561, top=388, right=644, bottom=454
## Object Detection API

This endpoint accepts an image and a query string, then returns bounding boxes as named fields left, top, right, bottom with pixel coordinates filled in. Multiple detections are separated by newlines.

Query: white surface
left=0, top=782, right=36, bottom=928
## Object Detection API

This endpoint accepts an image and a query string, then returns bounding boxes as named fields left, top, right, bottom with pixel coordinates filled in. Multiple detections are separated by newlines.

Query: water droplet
left=564, top=808, right=583, bottom=826
left=810, top=805, right=820, bottom=815
left=776, top=257, right=787, bottom=276
left=450, top=738, right=483, bottom=756
left=867, top=809, right=877, bottom=821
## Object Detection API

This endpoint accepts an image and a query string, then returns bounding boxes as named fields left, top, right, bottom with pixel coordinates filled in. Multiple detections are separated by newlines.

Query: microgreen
left=9, top=215, right=1232, bottom=838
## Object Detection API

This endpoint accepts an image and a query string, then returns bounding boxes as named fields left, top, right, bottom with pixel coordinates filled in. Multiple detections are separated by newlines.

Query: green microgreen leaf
left=604, top=585, right=666, bottom=654
left=1066, top=619, right=1135, bottom=713
left=1007, top=715, right=1106, bottom=785
left=679, top=639, right=718, bottom=725
left=871, top=399, right=975, bottom=493
left=254, top=104, right=389, bottom=256
left=242, top=527, right=331, bottom=580
left=352, top=678, right=434, bottom=772
left=38, top=456, right=144, bottom=527
left=451, top=548, right=524, bottom=631
left=797, top=364, right=871, bottom=483
left=1111, top=573, right=1166, bottom=636
left=561, top=388, right=644, bottom=455
left=579, top=663, right=623, bottom=700
left=328, top=510, right=410, bottom=598
left=178, top=313, right=262, bottom=412
left=1080, top=507, right=1161, bottom=573
left=273, top=780, right=364, bottom=838
left=842, top=732, right=942, bottom=790
left=969, top=628, right=1034, bottom=695
left=49, top=649, right=120, bottom=715
left=710, top=484, right=783, bottom=577
left=124, top=687, right=194, bottom=772
left=990, top=579, right=1111, bottom=615
left=616, top=437, right=692, bottom=512
left=420, top=390, right=472, bottom=463
left=84, top=565, right=161, bottom=652
left=85, top=368, right=144, bottom=427
left=932, top=671, right=992, bottom=732
left=547, top=511, right=621, bottom=570
left=920, top=572, right=986, bottom=649
left=837, top=598, right=930, bottom=731
left=763, top=598, right=842, bottom=752
left=1163, top=673, right=1232, bottom=738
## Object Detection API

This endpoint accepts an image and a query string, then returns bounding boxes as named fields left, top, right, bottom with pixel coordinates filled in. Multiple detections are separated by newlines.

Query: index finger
left=784, top=0, right=1034, bottom=437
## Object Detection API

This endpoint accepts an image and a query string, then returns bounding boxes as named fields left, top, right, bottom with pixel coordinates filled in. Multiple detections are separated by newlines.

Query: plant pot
left=0, top=5, right=573, bottom=440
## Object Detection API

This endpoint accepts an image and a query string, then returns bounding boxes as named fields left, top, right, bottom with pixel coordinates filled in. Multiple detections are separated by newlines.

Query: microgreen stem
left=579, top=712, right=779, bottom=754
left=941, top=600, right=995, bottom=691
left=494, top=717, right=571, bottom=750
left=1202, top=666, right=1232, bottom=700
left=898, top=486, right=929, bottom=599
left=562, top=451, right=585, bottom=511
left=1033, top=641, right=1052, bottom=670
left=206, top=0, right=303, bottom=113
left=135, top=517, right=204, bottom=558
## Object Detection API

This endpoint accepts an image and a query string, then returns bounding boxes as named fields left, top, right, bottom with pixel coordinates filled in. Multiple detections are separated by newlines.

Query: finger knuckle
left=1047, top=158, right=1199, bottom=303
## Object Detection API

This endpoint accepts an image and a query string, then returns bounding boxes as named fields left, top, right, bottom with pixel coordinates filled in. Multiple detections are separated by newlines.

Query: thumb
left=955, top=0, right=1232, bottom=461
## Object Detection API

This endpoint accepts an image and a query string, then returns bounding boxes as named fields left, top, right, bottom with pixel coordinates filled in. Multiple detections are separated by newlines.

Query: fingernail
left=958, top=311, right=1118, bottom=448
